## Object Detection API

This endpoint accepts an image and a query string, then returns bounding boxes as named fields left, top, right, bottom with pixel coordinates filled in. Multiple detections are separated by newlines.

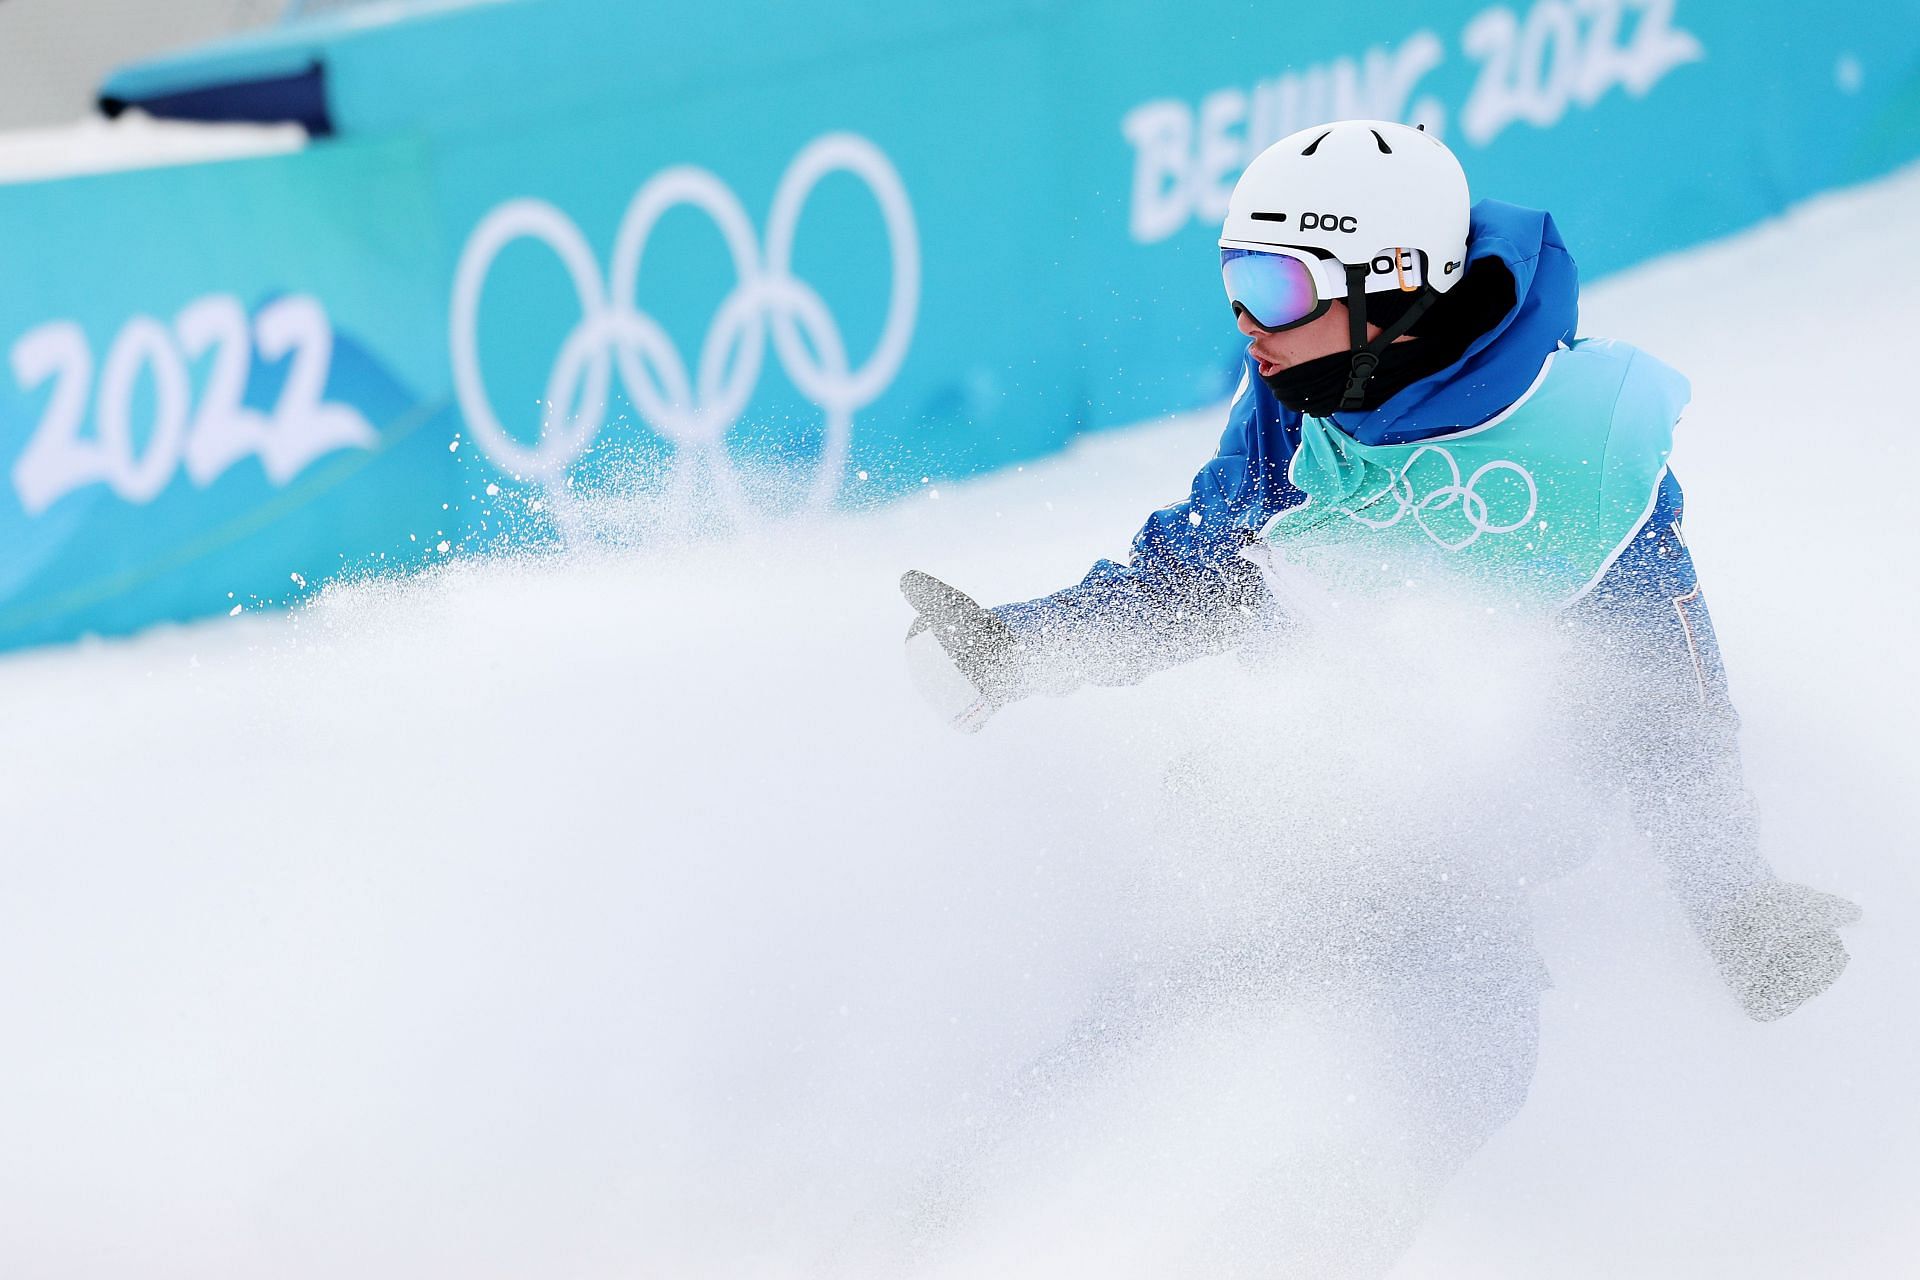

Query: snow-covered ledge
left=0, top=110, right=304, bottom=187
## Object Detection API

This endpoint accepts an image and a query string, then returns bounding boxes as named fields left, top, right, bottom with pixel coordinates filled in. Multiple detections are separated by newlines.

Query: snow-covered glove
left=1702, top=880, right=1861, bottom=1022
left=900, top=570, right=1024, bottom=733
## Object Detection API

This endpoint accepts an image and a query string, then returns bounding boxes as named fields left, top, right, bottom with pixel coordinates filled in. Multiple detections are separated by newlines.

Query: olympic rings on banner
left=1347, top=444, right=1538, bottom=551
left=449, top=133, right=919, bottom=503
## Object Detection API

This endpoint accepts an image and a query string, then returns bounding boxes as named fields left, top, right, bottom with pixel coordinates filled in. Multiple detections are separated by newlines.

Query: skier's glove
left=899, top=570, right=1024, bottom=733
left=1702, top=880, right=1861, bottom=1022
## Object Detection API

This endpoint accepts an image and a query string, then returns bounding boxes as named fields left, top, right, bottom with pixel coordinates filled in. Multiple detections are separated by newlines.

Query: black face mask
left=1260, top=338, right=1438, bottom=417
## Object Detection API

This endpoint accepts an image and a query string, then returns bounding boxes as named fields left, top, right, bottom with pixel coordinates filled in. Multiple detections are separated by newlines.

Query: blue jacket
left=979, top=202, right=1770, bottom=927
left=996, top=199, right=1709, bottom=687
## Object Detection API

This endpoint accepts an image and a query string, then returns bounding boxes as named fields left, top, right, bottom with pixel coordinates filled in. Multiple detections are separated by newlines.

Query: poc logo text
left=1300, top=212, right=1359, bottom=232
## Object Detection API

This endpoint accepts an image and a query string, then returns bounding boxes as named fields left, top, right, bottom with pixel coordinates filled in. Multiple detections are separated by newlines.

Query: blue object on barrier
left=100, top=60, right=333, bottom=135
left=0, top=0, right=1915, bottom=652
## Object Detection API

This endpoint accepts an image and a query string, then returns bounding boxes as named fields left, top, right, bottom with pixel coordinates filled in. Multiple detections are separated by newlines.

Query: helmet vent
left=1370, top=129, right=1392, bottom=154
left=1300, top=130, right=1332, bottom=156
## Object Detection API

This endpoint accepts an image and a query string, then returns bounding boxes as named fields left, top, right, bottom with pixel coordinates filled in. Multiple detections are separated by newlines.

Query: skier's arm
left=899, top=362, right=1289, bottom=725
left=1569, top=475, right=1761, bottom=908
left=986, top=368, right=1288, bottom=691
left=1567, top=472, right=1855, bottom=1019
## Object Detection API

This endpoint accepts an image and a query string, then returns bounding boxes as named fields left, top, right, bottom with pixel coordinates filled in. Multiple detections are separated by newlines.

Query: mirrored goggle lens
left=1221, top=249, right=1321, bottom=330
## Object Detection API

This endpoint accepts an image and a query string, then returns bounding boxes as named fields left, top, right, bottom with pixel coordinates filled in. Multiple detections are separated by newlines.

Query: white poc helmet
left=1219, top=119, right=1471, bottom=411
left=1220, top=118, right=1472, bottom=295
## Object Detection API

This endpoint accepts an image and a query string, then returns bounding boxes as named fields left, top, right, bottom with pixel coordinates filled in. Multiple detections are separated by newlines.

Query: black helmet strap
left=1338, top=262, right=1440, bottom=412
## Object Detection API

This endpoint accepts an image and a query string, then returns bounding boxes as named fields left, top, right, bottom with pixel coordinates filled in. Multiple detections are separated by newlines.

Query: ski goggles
left=1220, top=245, right=1346, bottom=332
left=1220, top=244, right=1425, bottom=332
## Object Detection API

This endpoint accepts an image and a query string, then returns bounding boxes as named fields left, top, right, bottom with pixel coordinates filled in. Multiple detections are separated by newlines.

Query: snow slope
left=0, top=166, right=1915, bottom=1279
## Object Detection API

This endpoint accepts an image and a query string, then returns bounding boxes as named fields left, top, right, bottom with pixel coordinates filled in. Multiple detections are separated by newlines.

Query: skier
left=896, top=120, right=1857, bottom=1208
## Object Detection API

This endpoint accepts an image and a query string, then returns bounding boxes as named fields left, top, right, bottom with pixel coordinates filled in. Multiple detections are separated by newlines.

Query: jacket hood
left=1329, top=199, right=1579, bottom=445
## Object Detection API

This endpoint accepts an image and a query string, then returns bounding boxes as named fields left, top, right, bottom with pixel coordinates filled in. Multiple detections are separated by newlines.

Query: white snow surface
left=0, top=112, right=304, bottom=186
left=2, top=167, right=1918, bottom=1278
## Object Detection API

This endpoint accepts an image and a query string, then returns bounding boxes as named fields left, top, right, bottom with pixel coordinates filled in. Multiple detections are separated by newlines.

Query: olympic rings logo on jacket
left=1347, top=444, right=1539, bottom=551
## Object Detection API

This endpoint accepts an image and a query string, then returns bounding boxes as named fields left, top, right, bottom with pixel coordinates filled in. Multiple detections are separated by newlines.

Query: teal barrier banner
left=0, top=0, right=1913, bottom=648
